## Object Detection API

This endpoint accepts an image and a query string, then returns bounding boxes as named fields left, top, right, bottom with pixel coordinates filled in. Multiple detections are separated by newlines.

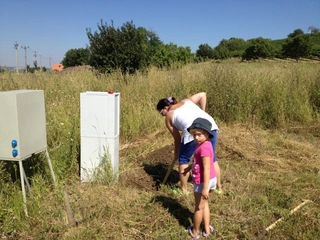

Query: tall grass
left=1, top=62, right=319, bottom=140
left=199, top=61, right=320, bottom=127
left=0, top=61, right=319, bottom=182
left=0, top=61, right=319, bottom=239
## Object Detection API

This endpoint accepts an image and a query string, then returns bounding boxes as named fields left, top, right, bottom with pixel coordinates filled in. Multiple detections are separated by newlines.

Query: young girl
left=182, top=117, right=216, bottom=239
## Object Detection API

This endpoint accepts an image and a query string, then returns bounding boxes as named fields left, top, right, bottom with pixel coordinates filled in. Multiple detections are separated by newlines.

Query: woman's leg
left=179, top=164, right=190, bottom=193
left=178, top=141, right=196, bottom=193
left=214, top=161, right=222, bottom=192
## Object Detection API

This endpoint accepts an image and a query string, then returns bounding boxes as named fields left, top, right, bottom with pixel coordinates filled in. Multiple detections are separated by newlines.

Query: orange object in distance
left=52, top=64, right=64, bottom=72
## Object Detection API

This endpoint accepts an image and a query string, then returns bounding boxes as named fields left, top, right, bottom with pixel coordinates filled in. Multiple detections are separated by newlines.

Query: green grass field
left=0, top=61, right=319, bottom=239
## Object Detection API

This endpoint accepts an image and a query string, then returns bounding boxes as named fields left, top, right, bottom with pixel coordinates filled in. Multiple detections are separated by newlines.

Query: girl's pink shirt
left=192, top=141, right=216, bottom=184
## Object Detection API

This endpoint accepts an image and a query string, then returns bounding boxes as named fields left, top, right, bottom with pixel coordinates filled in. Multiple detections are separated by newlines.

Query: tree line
left=61, top=20, right=320, bottom=74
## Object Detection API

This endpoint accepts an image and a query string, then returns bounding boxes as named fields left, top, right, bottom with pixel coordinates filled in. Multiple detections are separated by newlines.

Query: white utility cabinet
left=0, top=90, right=47, bottom=160
left=0, top=90, right=56, bottom=216
left=80, top=91, right=120, bottom=182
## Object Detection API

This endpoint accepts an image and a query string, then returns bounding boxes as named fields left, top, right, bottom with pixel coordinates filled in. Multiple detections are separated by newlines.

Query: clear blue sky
left=1, top=0, right=319, bottom=68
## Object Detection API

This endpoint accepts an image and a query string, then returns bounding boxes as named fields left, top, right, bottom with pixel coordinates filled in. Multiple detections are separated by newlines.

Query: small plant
left=81, top=145, right=116, bottom=185
left=95, top=145, right=116, bottom=184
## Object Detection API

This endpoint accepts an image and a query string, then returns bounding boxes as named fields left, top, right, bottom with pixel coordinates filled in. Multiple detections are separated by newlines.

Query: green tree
left=212, top=45, right=230, bottom=59
left=288, top=28, right=304, bottom=38
left=309, top=30, right=320, bottom=57
left=271, top=39, right=286, bottom=58
left=222, top=37, right=247, bottom=58
left=61, top=48, right=90, bottom=68
left=151, top=43, right=193, bottom=69
left=308, top=26, right=319, bottom=34
left=213, top=39, right=230, bottom=59
left=86, top=20, right=156, bottom=74
left=138, top=27, right=163, bottom=62
left=242, top=37, right=275, bottom=60
left=175, top=46, right=194, bottom=65
left=196, top=44, right=214, bottom=59
left=282, top=34, right=312, bottom=61
left=151, top=44, right=170, bottom=68
left=311, top=45, right=320, bottom=58
left=210, top=38, right=247, bottom=59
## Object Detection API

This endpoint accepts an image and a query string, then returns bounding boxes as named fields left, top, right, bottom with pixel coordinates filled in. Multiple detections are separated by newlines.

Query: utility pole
left=49, top=58, right=52, bottom=69
left=33, top=51, right=37, bottom=67
left=14, top=41, right=19, bottom=73
left=21, top=45, right=29, bottom=73
left=39, top=55, right=42, bottom=69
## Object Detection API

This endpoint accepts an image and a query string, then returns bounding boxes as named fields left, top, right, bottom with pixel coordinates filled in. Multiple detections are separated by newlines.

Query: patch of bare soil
left=119, top=144, right=178, bottom=191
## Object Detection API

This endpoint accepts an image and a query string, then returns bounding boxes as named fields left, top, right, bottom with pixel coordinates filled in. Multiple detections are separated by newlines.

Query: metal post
left=21, top=46, right=29, bottom=73
left=46, top=149, right=56, bottom=186
left=33, top=51, right=37, bottom=67
left=19, top=160, right=28, bottom=216
left=14, top=41, right=19, bottom=73
left=23, top=168, right=32, bottom=196
left=16, top=149, right=56, bottom=217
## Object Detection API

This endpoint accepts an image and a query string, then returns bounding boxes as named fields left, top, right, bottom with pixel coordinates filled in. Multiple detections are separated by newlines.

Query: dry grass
left=0, top=62, right=319, bottom=239
left=34, top=123, right=319, bottom=240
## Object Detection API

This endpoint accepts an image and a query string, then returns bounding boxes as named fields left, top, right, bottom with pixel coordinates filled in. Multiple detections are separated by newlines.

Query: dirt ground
left=61, top=124, right=320, bottom=239
left=118, top=124, right=320, bottom=193
left=119, top=143, right=177, bottom=191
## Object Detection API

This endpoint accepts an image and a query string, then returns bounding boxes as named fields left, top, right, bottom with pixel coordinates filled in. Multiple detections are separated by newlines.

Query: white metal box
left=0, top=90, right=47, bottom=161
left=80, top=91, right=120, bottom=182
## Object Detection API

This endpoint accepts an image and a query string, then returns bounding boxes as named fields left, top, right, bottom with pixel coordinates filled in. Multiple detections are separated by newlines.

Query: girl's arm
left=188, top=92, right=207, bottom=111
left=165, top=114, right=181, bottom=161
left=202, top=156, right=211, bottom=198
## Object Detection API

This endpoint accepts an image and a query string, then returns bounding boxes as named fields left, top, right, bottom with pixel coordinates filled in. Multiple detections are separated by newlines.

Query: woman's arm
left=165, top=114, right=181, bottom=161
left=188, top=92, right=207, bottom=111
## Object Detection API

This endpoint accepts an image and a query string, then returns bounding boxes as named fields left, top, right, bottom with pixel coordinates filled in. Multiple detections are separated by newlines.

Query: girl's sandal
left=187, top=226, right=200, bottom=240
left=202, top=225, right=214, bottom=237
